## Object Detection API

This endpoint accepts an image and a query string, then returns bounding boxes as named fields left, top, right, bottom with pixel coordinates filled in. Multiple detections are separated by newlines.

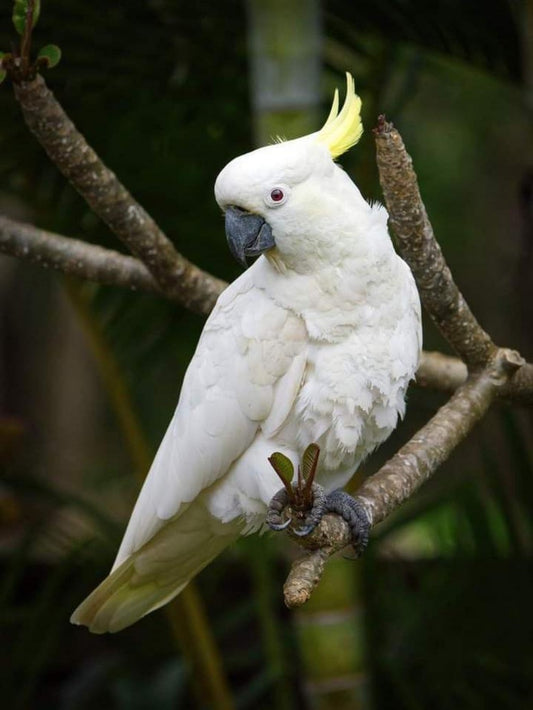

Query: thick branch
left=283, top=348, right=523, bottom=607
left=0, top=214, right=162, bottom=295
left=374, top=117, right=496, bottom=370
left=12, top=75, right=225, bottom=315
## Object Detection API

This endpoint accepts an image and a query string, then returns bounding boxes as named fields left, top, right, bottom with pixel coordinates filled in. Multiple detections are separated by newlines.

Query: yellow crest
left=316, top=73, right=363, bottom=159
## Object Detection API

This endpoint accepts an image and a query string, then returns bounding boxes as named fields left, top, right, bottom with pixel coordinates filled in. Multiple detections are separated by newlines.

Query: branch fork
left=277, top=117, right=532, bottom=608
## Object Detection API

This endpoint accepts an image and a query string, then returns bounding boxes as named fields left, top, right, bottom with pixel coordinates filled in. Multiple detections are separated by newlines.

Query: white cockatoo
left=71, top=73, right=421, bottom=633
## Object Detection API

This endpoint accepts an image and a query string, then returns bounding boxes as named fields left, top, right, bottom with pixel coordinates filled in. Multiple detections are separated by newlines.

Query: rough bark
left=12, top=76, right=225, bottom=315
left=374, top=117, right=497, bottom=370
left=0, top=214, right=161, bottom=295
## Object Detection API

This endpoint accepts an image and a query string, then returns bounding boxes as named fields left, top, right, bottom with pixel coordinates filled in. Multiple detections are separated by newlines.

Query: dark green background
left=0, top=1, right=532, bottom=708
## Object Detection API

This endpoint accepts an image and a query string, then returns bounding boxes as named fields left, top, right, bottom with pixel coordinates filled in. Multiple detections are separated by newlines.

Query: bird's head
left=215, top=73, right=368, bottom=272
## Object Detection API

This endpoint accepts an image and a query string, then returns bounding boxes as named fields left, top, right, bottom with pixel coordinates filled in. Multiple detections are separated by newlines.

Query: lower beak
left=225, top=206, right=275, bottom=267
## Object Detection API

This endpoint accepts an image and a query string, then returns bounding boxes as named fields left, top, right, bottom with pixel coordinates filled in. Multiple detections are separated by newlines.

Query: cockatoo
left=71, top=73, right=421, bottom=633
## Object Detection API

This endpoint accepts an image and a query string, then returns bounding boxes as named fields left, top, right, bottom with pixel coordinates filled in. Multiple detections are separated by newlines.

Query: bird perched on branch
left=71, top=73, right=421, bottom=633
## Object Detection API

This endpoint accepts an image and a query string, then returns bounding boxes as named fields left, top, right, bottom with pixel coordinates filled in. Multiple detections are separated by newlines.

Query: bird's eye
left=265, top=185, right=289, bottom=207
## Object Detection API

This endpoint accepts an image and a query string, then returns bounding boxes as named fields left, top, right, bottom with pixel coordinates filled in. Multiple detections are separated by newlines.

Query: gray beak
left=225, top=206, right=275, bottom=267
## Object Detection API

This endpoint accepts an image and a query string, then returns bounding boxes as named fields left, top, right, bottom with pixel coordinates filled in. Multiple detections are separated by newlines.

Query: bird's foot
left=266, top=443, right=370, bottom=555
left=267, top=485, right=370, bottom=555
left=323, top=489, right=370, bottom=558
left=266, top=443, right=326, bottom=536
left=265, top=444, right=370, bottom=554
left=266, top=482, right=326, bottom=535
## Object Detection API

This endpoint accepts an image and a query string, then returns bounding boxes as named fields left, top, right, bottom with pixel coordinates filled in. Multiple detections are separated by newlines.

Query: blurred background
left=0, top=1, right=532, bottom=708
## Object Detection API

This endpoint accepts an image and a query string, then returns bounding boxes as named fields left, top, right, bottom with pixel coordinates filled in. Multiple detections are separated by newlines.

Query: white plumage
left=71, top=75, right=421, bottom=633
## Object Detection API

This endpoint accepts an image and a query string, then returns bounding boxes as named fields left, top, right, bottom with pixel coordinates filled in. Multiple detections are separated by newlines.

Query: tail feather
left=71, top=500, right=243, bottom=633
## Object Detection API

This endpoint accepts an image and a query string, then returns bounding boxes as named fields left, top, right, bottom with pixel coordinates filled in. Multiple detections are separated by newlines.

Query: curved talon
left=269, top=517, right=292, bottom=531
left=291, top=524, right=315, bottom=537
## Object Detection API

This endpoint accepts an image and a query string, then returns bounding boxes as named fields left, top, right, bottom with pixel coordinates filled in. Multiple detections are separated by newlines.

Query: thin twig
left=12, top=75, right=225, bottom=314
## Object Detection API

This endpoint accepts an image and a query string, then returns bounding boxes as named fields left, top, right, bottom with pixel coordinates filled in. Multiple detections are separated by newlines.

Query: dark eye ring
left=270, top=188, right=284, bottom=202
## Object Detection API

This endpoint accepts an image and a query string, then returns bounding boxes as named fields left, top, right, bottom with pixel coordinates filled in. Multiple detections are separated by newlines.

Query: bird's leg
left=266, top=444, right=371, bottom=555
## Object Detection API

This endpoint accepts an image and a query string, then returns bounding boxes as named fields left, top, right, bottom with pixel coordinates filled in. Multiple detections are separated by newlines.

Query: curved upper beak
left=225, top=206, right=275, bottom=267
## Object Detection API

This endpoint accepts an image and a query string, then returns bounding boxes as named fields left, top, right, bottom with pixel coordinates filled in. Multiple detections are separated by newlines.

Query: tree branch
left=282, top=118, right=532, bottom=606
left=283, top=347, right=524, bottom=608
left=11, top=75, right=225, bottom=315
left=5, top=70, right=533, bottom=605
left=0, top=214, right=162, bottom=295
left=418, top=350, right=533, bottom=405
left=4, top=211, right=533, bottom=403
left=373, top=116, right=497, bottom=370
left=417, top=350, right=468, bottom=392
left=355, top=349, right=524, bottom=525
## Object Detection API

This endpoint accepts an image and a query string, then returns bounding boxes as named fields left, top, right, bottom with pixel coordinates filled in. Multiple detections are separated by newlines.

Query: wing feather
left=112, top=266, right=307, bottom=570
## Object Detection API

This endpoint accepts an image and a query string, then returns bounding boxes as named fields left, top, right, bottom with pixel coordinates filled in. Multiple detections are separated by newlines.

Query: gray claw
left=269, top=517, right=292, bottom=531
left=291, top=524, right=315, bottom=537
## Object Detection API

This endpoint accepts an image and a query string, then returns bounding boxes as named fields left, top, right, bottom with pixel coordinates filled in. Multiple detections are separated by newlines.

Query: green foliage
left=268, top=452, right=294, bottom=488
left=12, top=0, right=41, bottom=35
left=37, top=43, right=61, bottom=68
left=301, top=443, right=319, bottom=485
left=0, top=51, right=5, bottom=83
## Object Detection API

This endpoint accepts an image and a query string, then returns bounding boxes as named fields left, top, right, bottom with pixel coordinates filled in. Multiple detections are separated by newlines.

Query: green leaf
left=301, top=443, right=320, bottom=484
left=37, top=44, right=61, bottom=69
left=12, top=0, right=41, bottom=36
left=268, top=452, right=294, bottom=486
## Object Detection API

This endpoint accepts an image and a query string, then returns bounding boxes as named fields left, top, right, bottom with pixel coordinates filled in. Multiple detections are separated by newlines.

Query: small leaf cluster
left=12, top=0, right=41, bottom=35
left=268, top=443, right=320, bottom=511
left=0, top=0, right=61, bottom=85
